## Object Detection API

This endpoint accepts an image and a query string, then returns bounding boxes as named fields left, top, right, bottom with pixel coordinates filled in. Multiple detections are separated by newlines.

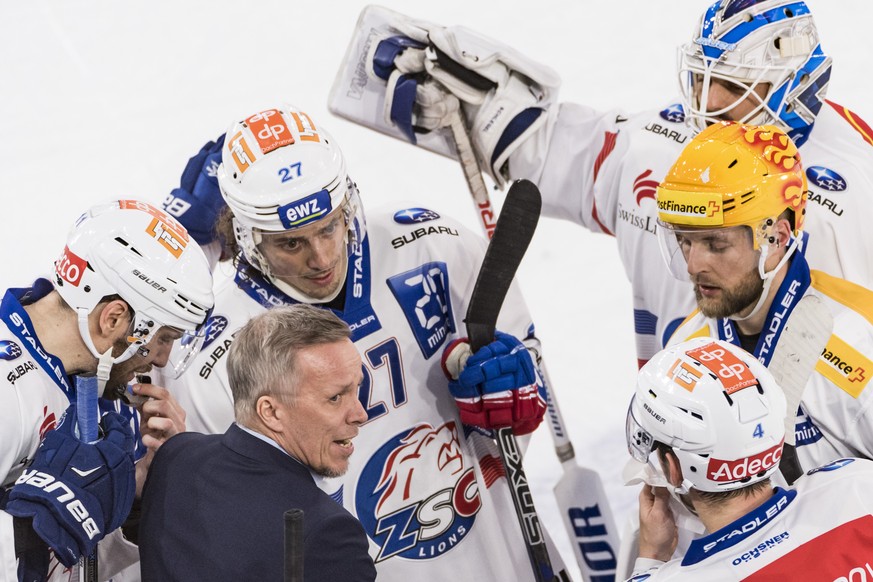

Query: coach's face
left=277, top=338, right=367, bottom=477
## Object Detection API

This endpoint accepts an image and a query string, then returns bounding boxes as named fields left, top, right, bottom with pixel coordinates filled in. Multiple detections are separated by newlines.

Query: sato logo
left=278, top=189, right=332, bottom=229
left=55, top=246, right=88, bottom=287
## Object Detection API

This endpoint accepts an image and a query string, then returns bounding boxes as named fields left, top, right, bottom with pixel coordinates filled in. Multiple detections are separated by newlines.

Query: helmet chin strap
left=730, top=235, right=799, bottom=323
left=76, top=309, right=143, bottom=399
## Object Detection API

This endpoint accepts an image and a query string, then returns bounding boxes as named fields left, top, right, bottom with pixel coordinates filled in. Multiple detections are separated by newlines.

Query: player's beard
left=694, top=268, right=764, bottom=319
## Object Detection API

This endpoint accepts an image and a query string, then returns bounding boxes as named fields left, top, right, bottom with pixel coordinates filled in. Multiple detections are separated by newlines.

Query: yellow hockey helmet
left=656, top=121, right=807, bottom=246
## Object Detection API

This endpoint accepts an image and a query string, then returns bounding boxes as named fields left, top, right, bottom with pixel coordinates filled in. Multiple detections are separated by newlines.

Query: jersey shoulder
left=366, top=203, right=487, bottom=255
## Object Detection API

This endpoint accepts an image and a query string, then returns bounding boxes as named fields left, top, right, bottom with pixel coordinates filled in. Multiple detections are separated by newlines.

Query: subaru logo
left=393, top=208, right=441, bottom=224
left=659, top=104, right=685, bottom=124
left=0, top=340, right=22, bottom=360
left=806, top=166, right=847, bottom=192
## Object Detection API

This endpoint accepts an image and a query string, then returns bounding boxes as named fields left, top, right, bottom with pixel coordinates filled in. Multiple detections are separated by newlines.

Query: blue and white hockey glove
left=441, top=330, right=547, bottom=435
left=368, top=24, right=560, bottom=186
left=5, top=404, right=136, bottom=567
left=162, top=135, right=227, bottom=246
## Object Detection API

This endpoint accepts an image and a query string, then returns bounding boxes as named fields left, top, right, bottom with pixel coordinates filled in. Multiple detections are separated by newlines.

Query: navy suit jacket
left=140, top=424, right=376, bottom=582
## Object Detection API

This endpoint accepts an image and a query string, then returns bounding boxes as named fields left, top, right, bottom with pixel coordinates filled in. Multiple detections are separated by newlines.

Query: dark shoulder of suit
left=139, top=425, right=376, bottom=582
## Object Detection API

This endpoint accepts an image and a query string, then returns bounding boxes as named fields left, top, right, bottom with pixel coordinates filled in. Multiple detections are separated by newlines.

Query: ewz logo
left=355, top=422, right=481, bottom=562
left=278, top=189, right=332, bottom=228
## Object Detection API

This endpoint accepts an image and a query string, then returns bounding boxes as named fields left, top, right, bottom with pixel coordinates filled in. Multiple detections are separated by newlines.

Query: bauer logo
left=659, top=103, right=686, bottom=123
left=0, top=340, right=22, bottom=360
left=806, top=166, right=847, bottom=192
left=355, top=421, right=481, bottom=562
left=808, top=458, right=854, bottom=475
left=386, top=262, right=455, bottom=359
left=201, top=315, right=228, bottom=350
left=278, top=189, right=332, bottom=229
left=393, top=208, right=441, bottom=224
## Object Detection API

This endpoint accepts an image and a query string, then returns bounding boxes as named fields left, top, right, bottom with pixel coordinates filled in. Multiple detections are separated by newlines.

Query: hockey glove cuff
left=441, top=331, right=546, bottom=435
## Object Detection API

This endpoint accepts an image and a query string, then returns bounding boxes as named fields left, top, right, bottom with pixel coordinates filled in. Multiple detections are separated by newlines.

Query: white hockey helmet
left=217, top=106, right=364, bottom=304
left=678, top=0, right=832, bottom=146
left=54, top=200, right=214, bottom=376
left=626, top=338, right=786, bottom=493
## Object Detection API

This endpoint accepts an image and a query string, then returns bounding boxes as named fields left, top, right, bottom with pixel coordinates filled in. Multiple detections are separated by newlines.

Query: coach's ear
left=255, top=394, right=286, bottom=433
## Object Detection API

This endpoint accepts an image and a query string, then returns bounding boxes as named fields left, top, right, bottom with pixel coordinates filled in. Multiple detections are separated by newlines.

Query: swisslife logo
left=707, top=441, right=783, bottom=483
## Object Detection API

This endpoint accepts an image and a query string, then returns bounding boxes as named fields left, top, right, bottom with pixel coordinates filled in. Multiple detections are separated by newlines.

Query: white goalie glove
left=329, top=6, right=561, bottom=187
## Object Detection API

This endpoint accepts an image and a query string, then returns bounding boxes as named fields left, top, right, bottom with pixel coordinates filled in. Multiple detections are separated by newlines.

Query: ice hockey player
left=0, top=200, right=214, bottom=580
left=659, top=121, right=873, bottom=474
left=162, top=105, right=567, bottom=580
left=338, top=0, right=873, bottom=367
left=625, top=337, right=873, bottom=580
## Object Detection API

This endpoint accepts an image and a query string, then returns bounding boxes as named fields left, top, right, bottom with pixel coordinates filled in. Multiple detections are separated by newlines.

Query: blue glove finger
left=163, top=135, right=227, bottom=245
left=99, top=411, right=136, bottom=457
left=372, top=36, right=425, bottom=80
left=388, top=73, right=420, bottom=144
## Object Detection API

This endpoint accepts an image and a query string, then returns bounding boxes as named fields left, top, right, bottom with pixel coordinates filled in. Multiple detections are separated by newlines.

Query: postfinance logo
left=817, top=334, right=872, bottom=398
left=656, top=189, right=724, bottom=226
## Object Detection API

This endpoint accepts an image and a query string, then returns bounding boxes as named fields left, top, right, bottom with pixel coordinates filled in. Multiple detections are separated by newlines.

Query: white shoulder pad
left=329, top=5, right=458, bottom=160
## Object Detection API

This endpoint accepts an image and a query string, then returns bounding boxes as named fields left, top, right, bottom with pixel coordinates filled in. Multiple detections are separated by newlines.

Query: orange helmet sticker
left=227, top=130, right=257, bottom=175
left=687, top=342, right=757, bottom=395
left=668, top=358, right=704, bottom=392
left=290, top=111, right=322, bottom=143
left=118, top=200, right=189, bottom=243
left=246, top=109, right=295, bottom=154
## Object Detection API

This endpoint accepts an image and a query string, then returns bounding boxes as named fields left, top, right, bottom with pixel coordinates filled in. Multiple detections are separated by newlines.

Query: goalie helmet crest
left=626, top=337, right=787, bottom=492
left=678, top=0, right=832, bottom=147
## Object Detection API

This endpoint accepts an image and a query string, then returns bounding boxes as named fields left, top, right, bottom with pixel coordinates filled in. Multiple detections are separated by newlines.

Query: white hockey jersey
left=625, top=457, right=873, bottom=581
left=667, top=250, right=873, bottom=470
left=1, top=282, right=145, bottom=582
left=510, top=99, right=873, bottom=366
left=166, top=205, right=566, bottom=581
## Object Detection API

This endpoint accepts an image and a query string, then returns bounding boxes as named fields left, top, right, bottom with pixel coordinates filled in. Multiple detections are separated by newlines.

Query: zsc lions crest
left=355, top=421, right=481, bottom=562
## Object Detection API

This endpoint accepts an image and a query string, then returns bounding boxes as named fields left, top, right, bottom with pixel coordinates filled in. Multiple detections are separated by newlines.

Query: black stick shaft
left=466, top=180, right=555, bottom=582
left=284, top=509, right=304, bottom=582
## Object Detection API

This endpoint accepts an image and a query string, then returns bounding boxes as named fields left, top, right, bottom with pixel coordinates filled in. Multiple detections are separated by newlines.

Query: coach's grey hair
left=227, top=304, right=351, bottom=424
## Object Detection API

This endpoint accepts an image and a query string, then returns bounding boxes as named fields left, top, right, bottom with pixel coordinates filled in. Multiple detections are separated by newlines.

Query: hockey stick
left=450, top=112, right=620, bottom=581
left=466, top=177, right=555, bottom=582
left=76, top=374, right=101, bottom=582
left=766, top=294, right=833, bottom=484
left=284, top=509, right=304, bottom=582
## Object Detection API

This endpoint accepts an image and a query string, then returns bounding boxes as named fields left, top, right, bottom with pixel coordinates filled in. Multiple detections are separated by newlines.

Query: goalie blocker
left=328, top=5, right=560, bottom=186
